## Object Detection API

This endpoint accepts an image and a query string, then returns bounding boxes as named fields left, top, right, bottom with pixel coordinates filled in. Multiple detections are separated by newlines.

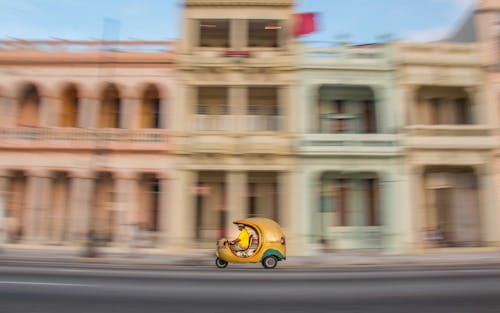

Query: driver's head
left=237, top=224, right=245, bottom=230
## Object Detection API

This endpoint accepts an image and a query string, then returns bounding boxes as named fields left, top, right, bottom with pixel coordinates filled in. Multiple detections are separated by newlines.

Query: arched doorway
left=316, top=85, right=376, bottom=134
left=139, top=84, right=161, bottom=129
left=422, top=166, right=481, bottom=247
left=59, top=84, right=79, bottom=127
left=17, top=83, right=40, bottom=127
left=99, top=84, right=121, bottom=128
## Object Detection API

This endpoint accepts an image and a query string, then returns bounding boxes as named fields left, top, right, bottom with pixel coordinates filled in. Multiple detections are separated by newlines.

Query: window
left=140, top=85, right=161, bottom=129
left=248, top=20, right=281, bottom=48
left=197, top=87, right=228, bottom=115
left=199, top=20, right=230, bottom=48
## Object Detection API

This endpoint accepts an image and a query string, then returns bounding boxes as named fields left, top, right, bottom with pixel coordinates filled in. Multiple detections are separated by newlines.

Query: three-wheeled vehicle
left=215, top=217, right=286, bottom=269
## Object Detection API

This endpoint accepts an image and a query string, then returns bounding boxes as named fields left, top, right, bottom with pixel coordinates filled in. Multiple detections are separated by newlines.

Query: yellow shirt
left=237, top=228, right=250, bottom=249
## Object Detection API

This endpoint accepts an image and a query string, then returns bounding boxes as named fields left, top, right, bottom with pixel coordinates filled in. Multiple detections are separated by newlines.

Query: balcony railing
left=297, top=133, right=402, bottom=156
left=0, top=127, right=170, bottom=151
left=192, top=115, right=233, bottom=132
left=192, top=115, right=284, bottom=132
left=246, top=115, right=282, bottom=132
left=0, top=40, right=174, bottom=53
left=303, top=45, right=386, bottom=60
left=405, top=125, right=492, bottom=137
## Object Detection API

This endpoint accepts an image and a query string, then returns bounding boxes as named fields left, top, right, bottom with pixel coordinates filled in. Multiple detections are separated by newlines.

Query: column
left=225, top=171, right=247, bottom=239
left=0, top=96, right=16, bottom=127
left=230, top=19, right=247, bottom=50
left=68, top=171, right=95, bottom=242
left=229, top=86, right=246, bottom=132
left=113, top=171, right=138, bottom=246
left=279, top=85, right=292, bottom=132
left=465, top=86, right=484, bottom=125
left=24, top=170, right=52, bottom=243
left=380, top=170, right=405, bottom=253
left=297, top=169, right=317, bottom=255
left=279, top=170, right=300, bottom=254
left=181, top=85, right=195, bottom=132
left=0, top=170, right=9, bottom=245
left=166, top=169, right=196, bottom=253
left=402, top=85, right=417, bottom=126
left=121, top=98, right=139, bottom=129
left=38, top=96, right=56, bottom=127
left=79, top=98, right=99, bottom=128
left=476, top=164, right=497, bottom=246
left=158, top=173, right=170, bottom=248
left=406, top=165, right=424, bottom=252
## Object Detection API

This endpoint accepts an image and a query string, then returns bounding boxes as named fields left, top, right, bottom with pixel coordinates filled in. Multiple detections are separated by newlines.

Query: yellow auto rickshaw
left=215, top=217, right=286, bottom=269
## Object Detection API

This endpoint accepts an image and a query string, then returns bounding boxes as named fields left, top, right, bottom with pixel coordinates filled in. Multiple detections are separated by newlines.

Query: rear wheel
left=215, top=257, right=228, bottom=268
left=262, top=255, right=278, bottom=269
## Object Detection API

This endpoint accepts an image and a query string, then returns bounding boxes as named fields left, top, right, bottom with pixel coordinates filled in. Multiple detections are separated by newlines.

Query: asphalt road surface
left=1, top=263, right=500, bottom=313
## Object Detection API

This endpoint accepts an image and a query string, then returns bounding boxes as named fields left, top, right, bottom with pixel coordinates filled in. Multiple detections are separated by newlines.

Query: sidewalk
left=1, top=244, right=500, bottom=269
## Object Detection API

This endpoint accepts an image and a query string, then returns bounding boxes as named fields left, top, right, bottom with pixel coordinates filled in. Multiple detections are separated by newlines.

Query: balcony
left=300, top=44, right=390, bottom=70
left=0, top=40, right=175, bottom=65
left=396, top=42, right=480, bottom=66
left=184, top=115, right=290, bottom=155
left=404, top=125, right=496, bottom=150
left=192, top=115, right=283, bottom=133
left=0, top=127, right=170, bottom=152
left=296, top=134, right=402, bottom=157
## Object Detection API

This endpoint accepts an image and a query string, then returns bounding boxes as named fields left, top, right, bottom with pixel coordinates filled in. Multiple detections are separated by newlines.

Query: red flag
left=294, top=12, right=317, bottom=36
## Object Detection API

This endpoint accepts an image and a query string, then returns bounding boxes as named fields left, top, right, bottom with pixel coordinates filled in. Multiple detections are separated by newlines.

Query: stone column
left=79, top=98, right=99, bottom=128
left=39, top=96, right=56, bottom=127
left=113, top=171, right=138, bottom=246
left=181, top=85, right=195, bottom=132
left=279, top=85, right=292, bottom=132
left=476, top=164, right=497, bottom=246
left=229, top=87, right=246, bottom=132
left=0, top=96, right=16, bottom=127
left=121, top=98, right=139, bottom=129
left=158, top=173, right=170, bottom=248
left=279, top=170, right=300, bottom=254
left=230, top=19, right=247, bottom=50
left=166, top=170, right=196, bottom=253
left=297, top=169, right=317, bottom=255
left=407, top=165, right=424, bottom=252
left=402, top=85, right=417, bottom=126
left=0, top=170, right=9, bottom=246
left=68, top=171, right=95, bottom=243
left=225, top=171, right=247, bottom=239
left=465, top=86, right=484, bottom=125
left=380, top=170, right=406, bottom=253
left=24, top=170, right=52, bottom=243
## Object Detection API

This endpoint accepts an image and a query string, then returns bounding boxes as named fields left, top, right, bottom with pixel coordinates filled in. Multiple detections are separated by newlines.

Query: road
left=1, top=263, right=500, bottom=313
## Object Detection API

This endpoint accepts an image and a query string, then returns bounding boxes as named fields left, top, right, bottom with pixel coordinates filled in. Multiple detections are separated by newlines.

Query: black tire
left=261, top=255, right=278, bottom=269
left=215, top=257, right=228, bottom=268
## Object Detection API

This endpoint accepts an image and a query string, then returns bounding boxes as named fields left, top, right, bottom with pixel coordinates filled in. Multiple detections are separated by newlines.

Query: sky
left=0, top=0, right=478, bottom=44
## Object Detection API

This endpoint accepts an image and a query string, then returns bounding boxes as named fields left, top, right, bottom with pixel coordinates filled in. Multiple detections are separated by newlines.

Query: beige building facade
left=172, top=0, right=299, bottom=253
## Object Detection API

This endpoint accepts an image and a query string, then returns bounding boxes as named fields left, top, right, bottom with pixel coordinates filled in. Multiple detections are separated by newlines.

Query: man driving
left=229, top=224, right=249, bottom=253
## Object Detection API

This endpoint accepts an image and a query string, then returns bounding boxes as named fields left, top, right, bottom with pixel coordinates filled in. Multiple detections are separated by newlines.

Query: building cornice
left=185, top=0, right=294, bottom=6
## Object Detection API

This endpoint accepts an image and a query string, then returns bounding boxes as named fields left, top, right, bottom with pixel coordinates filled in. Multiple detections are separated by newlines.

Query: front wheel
left=215, top=257, right=228, bottom=268
left=261, top=255, right=278, bottom=269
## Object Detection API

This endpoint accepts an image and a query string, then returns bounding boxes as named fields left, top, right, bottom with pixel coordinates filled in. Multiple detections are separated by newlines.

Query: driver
left=229, top=224, right=249, bottom=253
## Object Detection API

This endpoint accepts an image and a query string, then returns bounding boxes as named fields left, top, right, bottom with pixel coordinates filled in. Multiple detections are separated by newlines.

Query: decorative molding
left=185, top=0, right=293, bottom=6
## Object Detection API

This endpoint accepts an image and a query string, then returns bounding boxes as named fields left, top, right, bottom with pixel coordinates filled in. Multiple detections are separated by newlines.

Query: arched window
left=17, top=83, right=40, bottom=127
left=60, top=84, right=79, bottom=127
left=99, top=84, right=121, bottom=128
left=140, top=84, right=161, bottom=129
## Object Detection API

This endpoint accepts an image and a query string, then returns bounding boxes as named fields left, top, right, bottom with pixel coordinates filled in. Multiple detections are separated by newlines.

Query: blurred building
left=296, top=43, right=404, bottom=253
left=0, top=0, right=498, bottom=256
left=173, top=0, right=297, bottom=252
left=0, top=40, right=176, bottom=249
